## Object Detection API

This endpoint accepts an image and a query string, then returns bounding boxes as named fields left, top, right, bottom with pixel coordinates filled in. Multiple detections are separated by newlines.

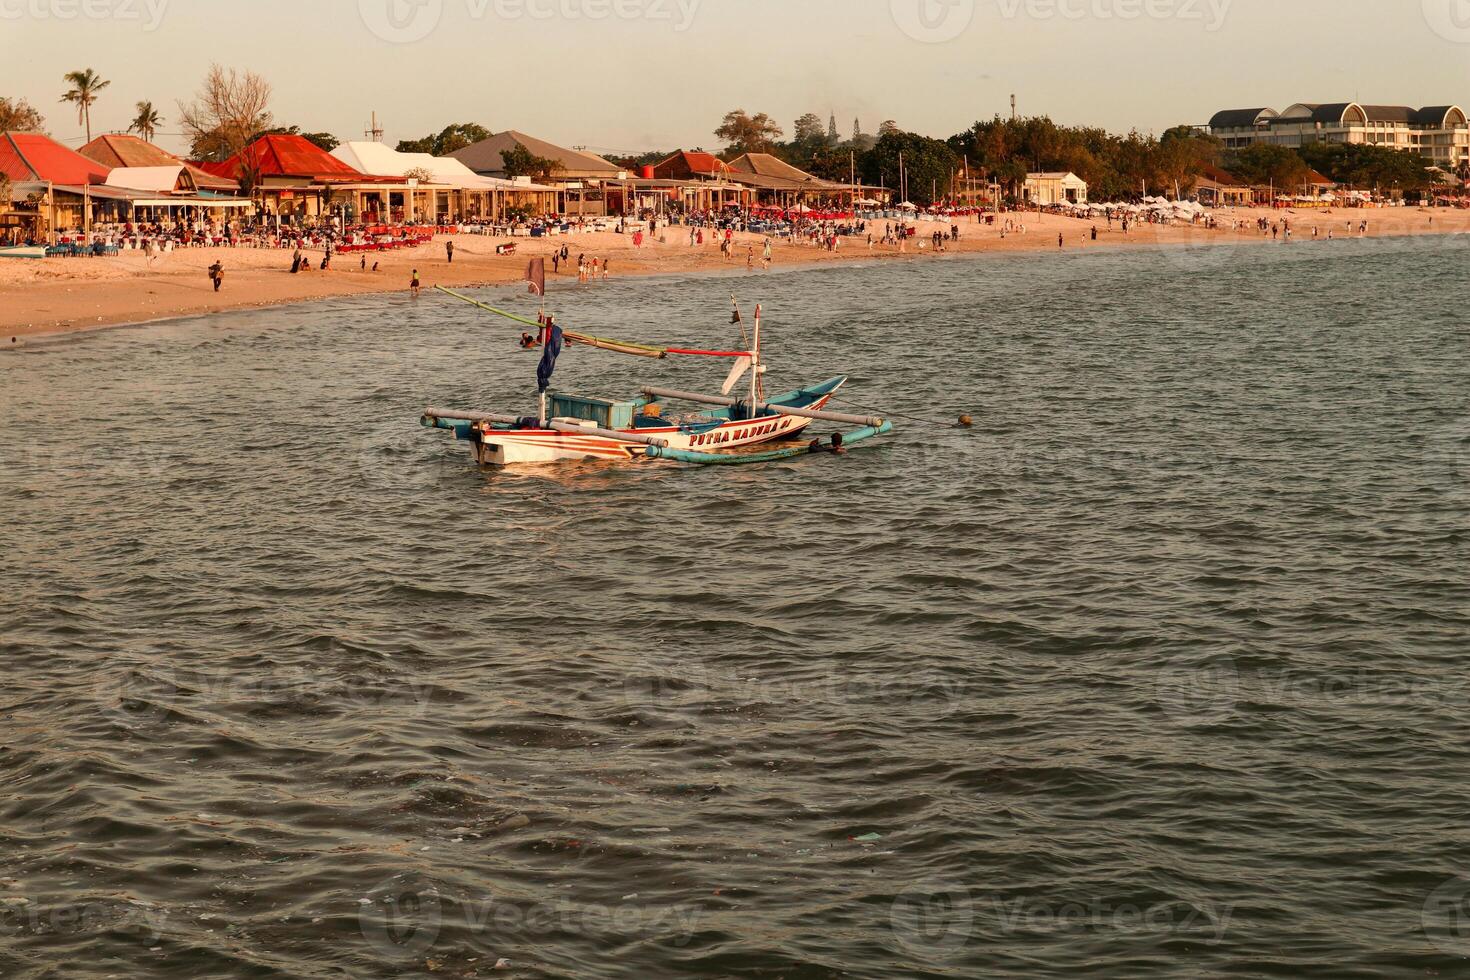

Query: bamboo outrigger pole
left=639, top=386, right=884, bottom=428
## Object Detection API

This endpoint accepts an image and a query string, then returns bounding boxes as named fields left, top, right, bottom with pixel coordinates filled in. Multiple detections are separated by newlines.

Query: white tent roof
left=331, top=141, right=556, bottom=191
left=103, top=166, right=185, bottom=193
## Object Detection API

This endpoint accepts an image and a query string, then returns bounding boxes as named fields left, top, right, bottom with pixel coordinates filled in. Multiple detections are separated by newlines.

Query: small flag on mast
left=525, top=258, right=545, bottom=297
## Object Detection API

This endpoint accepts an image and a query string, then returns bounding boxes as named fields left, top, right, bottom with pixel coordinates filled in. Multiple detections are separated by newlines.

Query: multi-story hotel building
left=1208, top=103, right=1469, bottom=171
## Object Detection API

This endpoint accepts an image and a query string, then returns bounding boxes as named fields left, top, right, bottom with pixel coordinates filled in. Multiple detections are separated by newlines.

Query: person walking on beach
left=1058, top=233, right=1063, bottom=249
left=410, top=269, right=421, bottom=297
left=763, top=237, right=773, bottom=269
left=445, top=240, right=454, bottom=264
left=208, top=260, right=224, bottom=292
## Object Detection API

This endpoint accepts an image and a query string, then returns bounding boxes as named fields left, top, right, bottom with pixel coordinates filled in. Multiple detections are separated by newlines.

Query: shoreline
left=2, top=206, right=1466, bottom=343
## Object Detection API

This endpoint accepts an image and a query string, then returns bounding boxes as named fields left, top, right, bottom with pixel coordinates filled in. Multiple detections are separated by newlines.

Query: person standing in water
left=410, top=269, right=421, bottom=297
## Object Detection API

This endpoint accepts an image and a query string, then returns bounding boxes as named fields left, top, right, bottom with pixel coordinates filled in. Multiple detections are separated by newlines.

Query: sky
left=2, top=0, right=1469, bottom=158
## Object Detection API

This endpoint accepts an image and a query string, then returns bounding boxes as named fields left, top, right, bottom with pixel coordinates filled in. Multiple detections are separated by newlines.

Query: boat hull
left=425, top=378, right=847, bottom=466
left=472, top=401, right=824, bottom=465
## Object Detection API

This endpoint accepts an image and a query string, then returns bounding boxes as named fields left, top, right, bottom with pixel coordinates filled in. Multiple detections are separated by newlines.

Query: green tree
left=433, top=123, right=489, bottom=155
left=605, top=149, right=671, bottom=170
left=715, top=109, right=783, bottom=155
left=0, top=96, right=46, bottom=133
left=60, top=68, right=109, bottom=143
left=254, top=125, right=339, bottom=152
left=396, top=123, right=491, bottom=156
left=129, top=100, right=163, bottom=143
left=501, top=143, right=561, bottom=180
left=1297, top=141, right=1438, bottom=192
left=1156, top=127, right=1220, bottom=197
left=1228, top=143, right=1310, bottom=192
left=793, top=112, right=825, bottom=147
left=860, top=130, right=958, bottom=205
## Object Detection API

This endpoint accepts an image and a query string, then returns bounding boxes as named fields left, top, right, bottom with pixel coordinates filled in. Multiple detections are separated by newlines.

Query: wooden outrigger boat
left=421, top=281, right=893, bottom=467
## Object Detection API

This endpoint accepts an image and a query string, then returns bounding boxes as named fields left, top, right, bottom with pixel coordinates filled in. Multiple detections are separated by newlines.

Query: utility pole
left=364, top=111, right=383, bottom=142
left=1011, top=94, right=1017, bottom=120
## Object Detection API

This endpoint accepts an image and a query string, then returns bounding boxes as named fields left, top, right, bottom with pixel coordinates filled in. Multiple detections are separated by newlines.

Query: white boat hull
left=472, top=407, right=821, bottom=465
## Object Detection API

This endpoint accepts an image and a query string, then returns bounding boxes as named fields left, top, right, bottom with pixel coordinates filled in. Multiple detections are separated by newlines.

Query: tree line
left=3, top=76, right=1457, bottom=205
left=677, top=108, right=1456, bottom=204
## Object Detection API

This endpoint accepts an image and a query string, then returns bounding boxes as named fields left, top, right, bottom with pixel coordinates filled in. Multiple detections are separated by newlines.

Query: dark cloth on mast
left=536, top=324, right=563, bottom=392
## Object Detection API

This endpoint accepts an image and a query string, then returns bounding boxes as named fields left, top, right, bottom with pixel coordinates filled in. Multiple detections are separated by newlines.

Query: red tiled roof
left=0, top=131, right=110, bottom=184
left=200, top=134, right=392, bottom=183
left=677, top=151, right=722, bottom=175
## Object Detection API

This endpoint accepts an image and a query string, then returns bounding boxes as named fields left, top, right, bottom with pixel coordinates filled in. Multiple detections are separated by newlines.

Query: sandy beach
left=2, top=205, right=1466, bottom=341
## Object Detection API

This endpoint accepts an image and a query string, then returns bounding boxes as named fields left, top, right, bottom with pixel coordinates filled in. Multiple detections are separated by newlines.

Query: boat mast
left=750, top=305, right=762, bottom=409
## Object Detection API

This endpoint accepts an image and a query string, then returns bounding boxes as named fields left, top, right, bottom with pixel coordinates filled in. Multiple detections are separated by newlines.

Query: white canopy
left=331, top=141, right=556, bottom=192
left=104, top=166, right=186, bottom=193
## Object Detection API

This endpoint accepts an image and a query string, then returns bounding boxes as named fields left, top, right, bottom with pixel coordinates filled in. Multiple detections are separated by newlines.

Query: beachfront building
left=1209, top=103, right=1470, bottom=171
left=332, top=141, right=557, bottom=224
left=97, top=165, right=253, bottom=223
left=194, top=134, right=400, bottom=223
left=1, top=130, right=111, bottom=241
left=81, top=133, right=240, bottom=195
left=450, top=131, right=626, bottom=216
left=1192, top=164, right=1252, bottom=205
left=645, top=150, right=749, bottom=210
left=1022, top=171, right=1088, bottom=206
left=722, top=153, right=883, bottom=208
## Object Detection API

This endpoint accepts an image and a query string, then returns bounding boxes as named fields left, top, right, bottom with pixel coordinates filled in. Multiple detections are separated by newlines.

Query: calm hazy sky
left=3, top=0, right=1468, bottom=157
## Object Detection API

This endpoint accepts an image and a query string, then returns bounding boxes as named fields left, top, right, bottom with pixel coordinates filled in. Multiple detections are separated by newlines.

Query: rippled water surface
left=4, top=237, right=1470, bottom=979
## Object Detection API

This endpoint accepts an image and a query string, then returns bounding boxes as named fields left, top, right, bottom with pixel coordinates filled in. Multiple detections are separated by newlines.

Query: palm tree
left=130, top=101, right=162, bottom=143
left=60, top=68, right=110, bottom=143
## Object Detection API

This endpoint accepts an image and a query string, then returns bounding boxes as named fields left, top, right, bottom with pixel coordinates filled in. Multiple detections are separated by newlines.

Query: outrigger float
left=421, top=282, right=893, bottom=467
